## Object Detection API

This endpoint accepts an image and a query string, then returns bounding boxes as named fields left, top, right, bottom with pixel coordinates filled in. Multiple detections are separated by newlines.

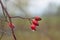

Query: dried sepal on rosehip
left=35, top=16, right=42, bottom=21
left=32, top=19, right=39, bottom=26
left=30, top=24, right=36, bottom=31
left=8, top=22, right=15, bottom=29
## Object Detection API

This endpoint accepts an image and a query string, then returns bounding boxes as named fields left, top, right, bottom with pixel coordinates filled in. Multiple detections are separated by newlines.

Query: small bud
left=8, top=22, right=15, bottom=29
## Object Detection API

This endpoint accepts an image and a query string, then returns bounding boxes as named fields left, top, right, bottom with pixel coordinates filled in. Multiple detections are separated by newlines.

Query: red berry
left=30, top=24, right=36, bottom=31
left=35, top=16, right=42, bottom=21
left=8, top=22, right=15, bottom=29
left=32, top=19, right=39, bottom=26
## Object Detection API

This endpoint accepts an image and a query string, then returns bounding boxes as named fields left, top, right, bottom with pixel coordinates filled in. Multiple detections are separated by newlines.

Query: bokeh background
left=0, top=0, right=60, bottom=40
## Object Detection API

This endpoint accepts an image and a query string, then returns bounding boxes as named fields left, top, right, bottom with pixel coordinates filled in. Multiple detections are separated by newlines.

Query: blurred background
left=0, top=0, right=60, bottom=40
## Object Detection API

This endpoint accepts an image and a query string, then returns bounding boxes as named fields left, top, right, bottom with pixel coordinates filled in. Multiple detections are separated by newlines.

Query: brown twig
left=11, top=28, right=16, bottom=40
left=0, top=1, right=7, bottom=22
left=0, top=0, right=11, bottom=18
left=11, top=16, right=34, bottom=19
left=0, top=0, right=17, bottom=40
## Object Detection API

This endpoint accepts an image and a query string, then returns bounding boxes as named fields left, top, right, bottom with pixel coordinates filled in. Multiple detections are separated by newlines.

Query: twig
left=0, top=0, right=10, bottom=18
left=0, top=1, right=7, bottom=22
left=11, top=28, right=16, bottom=40
left=0, top=0, right=17, bottom=40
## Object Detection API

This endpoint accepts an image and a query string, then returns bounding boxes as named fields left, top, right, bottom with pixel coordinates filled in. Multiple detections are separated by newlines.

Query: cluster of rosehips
left=30, top=16, right=42, bottom=31
left=8, top=16, right=42, bottom=31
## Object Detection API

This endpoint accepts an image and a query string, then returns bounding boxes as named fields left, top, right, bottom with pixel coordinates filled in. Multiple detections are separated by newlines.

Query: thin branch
left=0, top=0, right=17, bottom=40
left=0, top=16, right=34, bottom=20
left=0, top=0, right=7, bottom=22
left=0, top=0, right=10, bottom=18
left=11, top=16, right=34, bottom=19
left=11, top=29, right=16, bottom=40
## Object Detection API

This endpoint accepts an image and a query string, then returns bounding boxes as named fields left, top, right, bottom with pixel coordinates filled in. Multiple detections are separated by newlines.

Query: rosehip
left=31, top=24, right=36, bottom=31
left=8, top=22, right=15, bottom=29
left=32, top=19, right=39, bottom=26
left=35, top=16, right=42, bottom=21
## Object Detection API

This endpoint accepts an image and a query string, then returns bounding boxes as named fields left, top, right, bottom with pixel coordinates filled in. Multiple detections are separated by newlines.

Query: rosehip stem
left=8, top=17, right=17, bottom=40
left=0, top=0, right=11, bottom=18
left=0, top=2, right=7, bottom=22
left=11, top=28, right=17, bottom=40
left=8, top=18, right=16, bottom=40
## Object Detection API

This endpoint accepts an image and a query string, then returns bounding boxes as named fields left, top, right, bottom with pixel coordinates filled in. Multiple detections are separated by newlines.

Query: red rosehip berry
left=32, top=19, right=39, bottom=26
left=35, top=16, right=42, bottom=21
left=30, top=24, right=36, bottom=31
left=8, top=22, right=15, bottom=29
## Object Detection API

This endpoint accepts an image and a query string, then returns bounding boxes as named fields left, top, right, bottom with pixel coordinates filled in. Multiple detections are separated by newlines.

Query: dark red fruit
left=35, top=16, right=42, bottom=21
left=8, top=22, right=15, bottom=29
left=31, top=24, right=36, bottom=31
left=32, top=19, right=39, bottom=26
